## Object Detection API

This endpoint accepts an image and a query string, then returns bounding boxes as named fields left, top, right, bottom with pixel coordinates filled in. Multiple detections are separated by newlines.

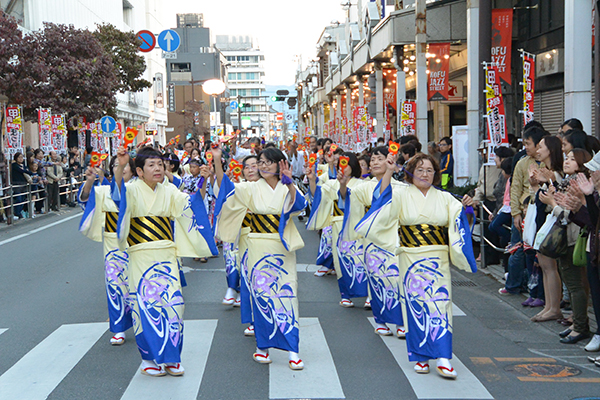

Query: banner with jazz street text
left=427, top=43, right=450, bottom=101
left=491, top=9, right=513, bottom=86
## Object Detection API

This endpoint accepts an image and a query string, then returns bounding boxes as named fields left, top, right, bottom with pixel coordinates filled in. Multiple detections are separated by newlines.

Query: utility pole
left=415, top=0, right=428, bottom=144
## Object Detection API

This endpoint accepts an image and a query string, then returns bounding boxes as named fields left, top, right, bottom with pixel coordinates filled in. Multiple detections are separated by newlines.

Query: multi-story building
left=164, top=13, right=230, bottom=142
left=296, top=0, right=594, bottom=184
left=215, top=35, right=268, bottom=137
left=4, top=0, right=169, bottom=146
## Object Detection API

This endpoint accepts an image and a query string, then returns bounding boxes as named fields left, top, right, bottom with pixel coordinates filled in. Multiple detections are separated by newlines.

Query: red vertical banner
left=484, top=64, right=508, bottom=158
left=427, top=43, right=450, bottom=101
left=522, top=51, right=535, bottom=126
left=491, top=9, right=513, bottom=86
left=400, top=101, right=417, bottom=136
left=38, top=109, right=53, bottom=153
left=4, top=106, right=24, bottom=158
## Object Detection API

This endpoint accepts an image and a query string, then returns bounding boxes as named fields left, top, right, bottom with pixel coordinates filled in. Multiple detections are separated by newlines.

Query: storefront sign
left=427, top=43, right=450, bottom=101
left=491, top=9, right=513, bottom=85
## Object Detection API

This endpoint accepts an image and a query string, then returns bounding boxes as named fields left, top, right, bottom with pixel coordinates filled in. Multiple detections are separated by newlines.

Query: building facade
left=164, top=13, right=230, bottom=142
left=215, top=35, right=268, bottom=137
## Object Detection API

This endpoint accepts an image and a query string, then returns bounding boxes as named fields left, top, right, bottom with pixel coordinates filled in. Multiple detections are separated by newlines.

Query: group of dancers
left=78, top=136, right=476, bottom=380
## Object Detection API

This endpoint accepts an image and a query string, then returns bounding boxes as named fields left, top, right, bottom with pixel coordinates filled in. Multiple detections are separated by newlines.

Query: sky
left=167, top=0, right=347, bottom=87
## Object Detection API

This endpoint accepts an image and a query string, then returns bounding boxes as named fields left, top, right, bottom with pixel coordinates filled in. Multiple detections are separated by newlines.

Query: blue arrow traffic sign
left=100, top=116, right=116, bottom=134
left=157, top=29, right=181, bottom=53
left=230, top=100, right=238, bottom=110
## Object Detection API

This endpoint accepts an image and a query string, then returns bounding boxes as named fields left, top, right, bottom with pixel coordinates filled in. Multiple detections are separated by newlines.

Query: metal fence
left=0, top=176, right=84, bottom=224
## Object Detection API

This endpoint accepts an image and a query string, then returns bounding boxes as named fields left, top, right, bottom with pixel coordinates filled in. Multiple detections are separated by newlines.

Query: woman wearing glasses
left=212, top=146, right=308, bottom=370
left=356, top=153, right=476, bottom=379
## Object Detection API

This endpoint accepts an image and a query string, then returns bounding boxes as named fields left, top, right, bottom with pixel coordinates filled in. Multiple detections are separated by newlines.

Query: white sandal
left=414, top=362, right=430, bottom=374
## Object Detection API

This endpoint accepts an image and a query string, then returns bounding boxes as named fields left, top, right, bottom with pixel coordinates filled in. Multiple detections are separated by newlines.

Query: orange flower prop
left=99, top=154, right=108, bottom=161
left=329, top=144, right=338, bottom=154
left=250, top=143, right=256, bottom=152
left=339, top=156, right=349, bottom=174
left=182, top=151, right=189, bottom=159
left=304, top=137, right=311, bottom=144
left=206, top=152, right=213, bottom=163
left=89, top=152, right=101, bottom=167
left=123, top=127, right=138, bottom=148
left=308, top=153, right=317, bottom=167
left=174, top=134, right=181, bottom=144
left=318, top=149, right=323, bottom=157
left=389, top=141, right=399, bottom=155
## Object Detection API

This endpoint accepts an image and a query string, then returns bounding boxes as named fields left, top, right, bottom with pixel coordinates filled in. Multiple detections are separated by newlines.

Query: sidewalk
left=0, top=205, right=81, bottom=235
left=480, top=262, right=598, bottom=332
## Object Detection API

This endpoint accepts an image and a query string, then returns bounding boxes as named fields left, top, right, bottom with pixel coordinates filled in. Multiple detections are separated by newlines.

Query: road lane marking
left=269, top=317, right=345, bottom=399
left=0, top=212, right=82, bottom=247
left=0, top=322, right=107, bottom=399
left=517, top=377, right=600, bottom=383
left=494, top=357, right=555, bottom=362
left=368, top=318, right=493, bottom=399
left=0, top=329, right=7, bottom=336
left=120, top=319, right=218, bottom=400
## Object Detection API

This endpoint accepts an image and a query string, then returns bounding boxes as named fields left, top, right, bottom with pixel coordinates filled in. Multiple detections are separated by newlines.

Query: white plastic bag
left=533, top=213, right=558, bottom=251
left=522, top=203, right=538, bottom=246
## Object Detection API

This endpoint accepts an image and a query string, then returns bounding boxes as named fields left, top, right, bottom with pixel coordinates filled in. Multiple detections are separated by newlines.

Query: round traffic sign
left=136, top=30, right=156, bottom=53
left=100, top=116, right=116, bottom=133
left=157, top=29, right=181, bottom=53
left=229, top=100, right=238, bottom=110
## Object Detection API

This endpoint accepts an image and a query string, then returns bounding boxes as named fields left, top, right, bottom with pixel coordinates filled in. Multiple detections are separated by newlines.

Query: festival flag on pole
left=491, top=9, right=513, bottom=86
left=427, top=43, right=451, bottom=101
left=123, top=127, right=138, bottom=148
left=521, top=50, right=535, bottom=126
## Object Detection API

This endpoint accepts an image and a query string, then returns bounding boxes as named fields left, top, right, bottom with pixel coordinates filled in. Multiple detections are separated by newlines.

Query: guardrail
left=0, top=176, right=84, bottom=224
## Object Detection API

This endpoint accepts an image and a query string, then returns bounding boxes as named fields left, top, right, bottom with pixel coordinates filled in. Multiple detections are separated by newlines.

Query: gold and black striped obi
left=364, top=205, right=371, bottom=214
left=399, top=224, right=449, bottom=248
left=333, top=200, right=344, bottom=217
left=246, top=214, right=280, bottom=234
left=105, top=212, right=118, bottom=233
left=242, top=213, right=253, bottom=228
left=127, top=216, right=173, bottom=246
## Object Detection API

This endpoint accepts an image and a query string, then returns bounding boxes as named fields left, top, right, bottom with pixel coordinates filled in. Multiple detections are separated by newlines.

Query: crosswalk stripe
left=0, top=322, right=108, bottom=400
left=452, top=303, right=466, bottom=316
left=120, top=319, right=218, bottom=400
left=269, top=317, right=345, bottom=399
left=368, top=318, right=493, bottom=399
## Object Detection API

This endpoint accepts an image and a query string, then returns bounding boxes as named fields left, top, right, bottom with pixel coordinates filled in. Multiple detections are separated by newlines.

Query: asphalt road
left=1, top=209, right=599, bottom=400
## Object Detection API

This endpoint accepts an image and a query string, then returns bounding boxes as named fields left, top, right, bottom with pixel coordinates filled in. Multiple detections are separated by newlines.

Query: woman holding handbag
left=539, top=149, right=591, bottom=342
left=530, top=136, right=565, bottom=322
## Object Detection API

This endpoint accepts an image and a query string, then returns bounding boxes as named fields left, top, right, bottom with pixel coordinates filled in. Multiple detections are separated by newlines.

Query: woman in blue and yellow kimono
left=306, top=152, right=369, bottom=307
left=356, top=153, right=477, bottom=379
left=313, top=146, right=342, bottom=276
left=79, top=157, right=135, bottom=346
left=338, top=146, right=407, bottom=337
left=112, top=146, right=218, bottom=377
left=213, top=146, right=308, bottom=370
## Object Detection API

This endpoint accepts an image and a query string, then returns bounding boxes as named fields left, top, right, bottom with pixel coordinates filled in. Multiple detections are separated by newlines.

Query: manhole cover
left=505, top=363, right=581, bottom=378
left=452, top=280, right=477, bottom=287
